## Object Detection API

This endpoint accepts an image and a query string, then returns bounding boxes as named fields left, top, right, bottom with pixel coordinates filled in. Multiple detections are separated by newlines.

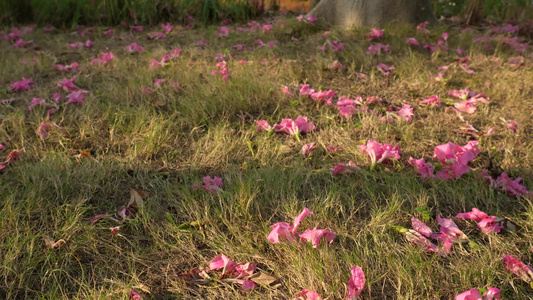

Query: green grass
left=1, top=14, right=533, bottom=299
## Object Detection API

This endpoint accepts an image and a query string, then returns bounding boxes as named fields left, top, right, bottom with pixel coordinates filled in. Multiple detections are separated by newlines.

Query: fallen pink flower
left=326, top=146, right=343, bottom=152
left=90, top=213, right=110, bottom=224
left=496, top=172, right=530, bottom=198
left=299, top=228, right=336, bottom=248
left=299, top=84, right=316, bottom=97
left=36, top=122, right=61, bottom=139
left=331, top=161, right=360, bottom=176
left=110, top=226, right=120, bottom=235
left=54, top=62, right=81, bottom=73
left=57, top=76, right=79, bottom=92
left=293, top=289, right=322, bottom=300
left=437, top=215, right=468, bottom=242
left=85, top=40, right=93, bottom=48
left=281, top=85, right=294, bottom=96
left=330, top=40, right=344, bottom=52
left=346, top=266, right=365, bottom=300
left=417, top=21, right=429, bottom=32
left=408, top=157, right=435, bottom=180
left=359, top=140, right=401, bottom=167
left=366, top=43, right=389, bottom=56
left=129, top=289, right=143, bottom=299
left=154, top=79, right=164, bottom=86
left=455, top=99, right=477, bottom=114
left=27, top=97, right=48, bottom=110
left=327, top=60, right=345, bottom=71
left=91, top=52, right=116, bottom=64
left=268, top=207, right=315, bottom=244
left=395, top=105, right=414, bottom=121
left=406, top=38, right=420, bottom=46
left=301, top=143, right=316, bottom=158
left=129, top=25, right=143, bottom=32
left=13, top=39, right=33, bottom=48
left=10, top=77, right=34, bottom=92
left=195, top=176, right=223, bottom=193
left=214, top=26, right=231, bottom=37
left=503, top=119, right=519, bottom=133
left=255, top=120, right=272, bottom=132
left=421, top=95, right=442, bottom=105
left=455, top=287, right=501, bottom=300
left=66, top=90, right=89, bottom=104
left=148, top=33, right=166, bottom=40
left=433, top=72, right=446, bottom=82
left=502, top=255, right=533, bottom=283
left=376, top=63, right=395, bottom=76
left=448, top=89, right=476, bottom=100
left=161, top=23, right=172, bottom=33
left=424, top=44, right=435, bottom=53
left=125, top=42, right=144, bottom=53
left=364, top=28, right=384, bottom=41
left=196, top=39, right=208, bottom=47
left=456, top=208, right=502, bottom=234
left=273, top=117, right=315, bottom=141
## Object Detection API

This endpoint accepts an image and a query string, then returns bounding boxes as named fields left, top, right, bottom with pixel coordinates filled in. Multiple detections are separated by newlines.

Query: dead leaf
left=80, top=151, right=91, bottom=157
left=249, top=272, right=278, bottom=286
left=153, top=98, right=166, bottom=107
left=128, top=189, right=144, bottom=208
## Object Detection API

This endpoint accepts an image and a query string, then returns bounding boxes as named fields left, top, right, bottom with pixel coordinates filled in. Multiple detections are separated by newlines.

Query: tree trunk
left=307, top=0, right=436, bottom=29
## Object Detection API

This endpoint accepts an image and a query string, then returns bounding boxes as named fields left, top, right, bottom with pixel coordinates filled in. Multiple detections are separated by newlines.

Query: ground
left=0, top=13, right=532, bottom=299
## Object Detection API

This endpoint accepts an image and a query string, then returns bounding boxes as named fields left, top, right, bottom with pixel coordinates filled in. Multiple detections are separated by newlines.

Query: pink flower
left=406, top=38, right=420, bottom=46
left=417, top=21, right=429, bottom=32
left=57, top=76, right=78, bottom=92
left=299, top=228, right=336, bottom=248
left=14, top=39, right=33, bottom=48
left=330, top=40, right=344, bottom=52
left=456, top=208, right=488, bottom=222
left=268, top=207, right=315, bottom=244
left=310, top=90, right=337, bottom=103
left=125, top=43, right=144, bottom=53
left=154, top=79, right=164, bottom=86
left=331, top=161, right=360, bottom=176
left=148, top=33, right=166, bottom=40
left=503, top=119, right=519, bottom=133
left=346, top=266, right=365, bottom=300
left=433, top=72, right=446, bottom=82
left=129, top=289, right=143, bottom=300
left=129, top=25, right=143, bottom=32
left=299, top=84, right=315, bottom=96
left=404, top=227, right=441, bottom=254
left=110, top=226, right=120, bottom=235
left=301, top=143, right=316, bottom=158
left=421, top=95, right=442, bottom=105
left=281, top=85, right=294, bottom=96
left=36, top=122, right=61, bottom=139
left=210, top=254, right=236, bottom=272
left=104, top=29, right=112, bottom=36
left=54, top=62, right=81, bottom=73
left=364, top=28, right=384, bottom=41
left=293, top=290, right=322, bottom=300
left=502, top=255, right=533, bottom=283
left=91, top=52, right=116, bottom=64
left=456, top=208, right=502, bottom=234
left=161, top=23, right=172, bottom=33
left=455, top=99, right=477, bottom=114
left=448, top=89, right=476, bottom=100
left=255, top=120, right=272, bottom=132
left=433, top=141, right=479, bottom=179
left=66, top=90, right=89, bottom=104
left=27, top=97, right=48, bottom=110
left=10, top=77, right=34, bottom=92
left=44, top=24, right=55, bottom=32
left=437, top=215, right=468, bottom=241
left=195, top=176, right=223, bottom=193
left=455, top=287, right=501, bottom=300
left=366, top=43, right=389, bottom=55
left=85, top=40, right=93, bottom=48
left=408, top=157, right=435, bottom=180
left=326, top=146, right=343, bottom=152
left=67, top=42, right=83, bottom=48
left=214, top=26, right=231, bottom=37
left=273, top=117, right=315, bottom=140
left=359, top=140, right=401, bottom=166
left=197, top=39, right=208, bottom=47
left=424, top=44, right=435, bottom=53
left=395, top=105, right=414, bottom=121
left=495, top=172, right=530, bottom=197
left=212, top=61, right=230, bottom=82
left=376, top=63, right=394, bottom=76
left=327, top=60, right=345, bottom=71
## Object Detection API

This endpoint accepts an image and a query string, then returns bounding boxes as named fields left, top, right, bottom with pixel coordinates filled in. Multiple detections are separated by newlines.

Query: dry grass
left=1, top=15, right=532, bottom=299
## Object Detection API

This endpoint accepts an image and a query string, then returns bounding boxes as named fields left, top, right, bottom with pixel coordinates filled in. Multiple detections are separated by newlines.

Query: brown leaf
left=249, top=272, right=278, bottom=286
left=128, top=189, right=144, bottom=208
left=153, top=98, right=166, bottom=107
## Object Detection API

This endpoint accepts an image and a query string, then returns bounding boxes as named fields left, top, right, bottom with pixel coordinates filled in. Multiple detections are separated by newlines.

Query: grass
left=1, top=13, right=533, bottom=299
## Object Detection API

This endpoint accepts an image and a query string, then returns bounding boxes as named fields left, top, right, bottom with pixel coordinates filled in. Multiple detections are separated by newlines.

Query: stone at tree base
left=307, top=0, right=437, bottom=29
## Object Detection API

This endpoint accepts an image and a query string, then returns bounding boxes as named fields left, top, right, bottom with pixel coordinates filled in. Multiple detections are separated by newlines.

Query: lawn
left=1, top=12, right=532, bottom=299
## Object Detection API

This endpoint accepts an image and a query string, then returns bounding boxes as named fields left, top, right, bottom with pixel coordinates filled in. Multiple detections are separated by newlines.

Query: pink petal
left=346, top=266, right=365, bottom=300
